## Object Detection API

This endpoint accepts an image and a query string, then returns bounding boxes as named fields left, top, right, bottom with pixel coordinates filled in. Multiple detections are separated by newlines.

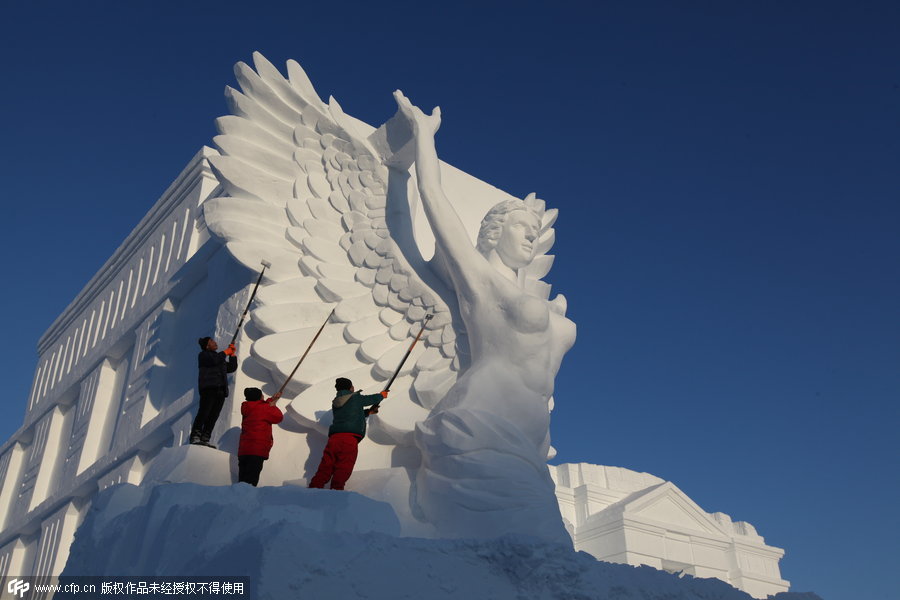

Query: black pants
left=238, top=455, right=265, bottom=486
left=192, top=387, right=226, bottom=441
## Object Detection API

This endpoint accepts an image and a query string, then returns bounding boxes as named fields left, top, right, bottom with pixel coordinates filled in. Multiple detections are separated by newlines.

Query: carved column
left=13, top=407, right=73, bottom=521
left=0, top=443, right=27, bottom=532
left=57, top=360, right=121, bottom=489
left=31, top=502, right=83, bottom=579
left=0, top=537, right=31, bottom=578
left=109, top=301, right=176, bottom=453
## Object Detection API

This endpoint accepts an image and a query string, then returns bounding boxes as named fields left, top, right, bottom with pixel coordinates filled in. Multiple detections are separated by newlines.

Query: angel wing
left=203, top=52, right=558, bottom=447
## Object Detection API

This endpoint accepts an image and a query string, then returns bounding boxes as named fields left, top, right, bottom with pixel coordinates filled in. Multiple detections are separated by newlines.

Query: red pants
left=309, top=433, right=361, bottom=490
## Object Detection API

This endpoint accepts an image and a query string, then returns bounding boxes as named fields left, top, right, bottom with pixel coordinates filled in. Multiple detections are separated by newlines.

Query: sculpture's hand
left=393, top=90, right=441, bottom=136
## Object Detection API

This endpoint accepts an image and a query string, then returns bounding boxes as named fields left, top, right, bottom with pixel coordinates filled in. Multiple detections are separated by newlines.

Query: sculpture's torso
left=434, top=267, right=576, bottom=446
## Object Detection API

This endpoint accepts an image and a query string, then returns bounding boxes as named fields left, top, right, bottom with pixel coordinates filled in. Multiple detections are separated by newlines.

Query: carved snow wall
left=0, top=148, right=244, bottom=580
left=551, top=464, right=790, bottom=599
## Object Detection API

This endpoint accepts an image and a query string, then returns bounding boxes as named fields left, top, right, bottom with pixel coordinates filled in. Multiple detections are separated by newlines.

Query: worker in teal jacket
left=308, top=377, right=387, bottom=490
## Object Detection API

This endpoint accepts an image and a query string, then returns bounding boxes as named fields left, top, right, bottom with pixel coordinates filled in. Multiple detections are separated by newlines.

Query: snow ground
left=61, top=483, right=823, bottom=600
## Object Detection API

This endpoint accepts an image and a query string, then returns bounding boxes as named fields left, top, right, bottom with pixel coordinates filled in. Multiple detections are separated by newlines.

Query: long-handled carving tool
left=369, top=314, right=433, bottom=414
left=228, top=259, right=272, bottom=347
left=276, top=308, right=336, bottom=397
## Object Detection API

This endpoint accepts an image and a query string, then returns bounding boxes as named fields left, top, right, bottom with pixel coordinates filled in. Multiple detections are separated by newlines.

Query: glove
left=380, top=390, right=389, bottom=398
left=224, top=343, right=236, bottom=356
left=366, top=405, right=380, bottom=416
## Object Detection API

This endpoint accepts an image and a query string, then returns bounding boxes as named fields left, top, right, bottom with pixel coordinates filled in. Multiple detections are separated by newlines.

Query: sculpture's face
left=496, top=209, right=539, bottom=270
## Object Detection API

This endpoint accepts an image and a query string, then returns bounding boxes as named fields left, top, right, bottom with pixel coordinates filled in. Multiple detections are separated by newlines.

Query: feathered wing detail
left=203, top=52, right=463, bottom=446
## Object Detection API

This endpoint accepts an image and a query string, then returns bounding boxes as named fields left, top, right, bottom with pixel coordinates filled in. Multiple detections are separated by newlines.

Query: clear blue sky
left=2, top=2, right=898, bottom=598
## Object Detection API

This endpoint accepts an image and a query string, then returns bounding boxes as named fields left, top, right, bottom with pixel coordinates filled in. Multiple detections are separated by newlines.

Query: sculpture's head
left=476, top=198, right=542, bottom=270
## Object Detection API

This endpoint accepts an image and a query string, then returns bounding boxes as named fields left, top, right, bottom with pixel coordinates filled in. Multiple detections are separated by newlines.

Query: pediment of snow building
left=622, top=482, right=728, bottom=537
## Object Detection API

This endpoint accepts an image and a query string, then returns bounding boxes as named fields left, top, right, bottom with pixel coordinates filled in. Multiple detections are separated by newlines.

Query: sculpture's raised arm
left=393, top=91, right=486, bottom=297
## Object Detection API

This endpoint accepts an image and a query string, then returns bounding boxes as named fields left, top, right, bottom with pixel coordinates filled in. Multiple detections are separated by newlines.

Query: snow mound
left=63, top=483, right=821, bottom=600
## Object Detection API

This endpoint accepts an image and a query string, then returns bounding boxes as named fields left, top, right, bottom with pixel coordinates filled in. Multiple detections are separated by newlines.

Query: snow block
left=142, top=445, right=234, bottom=487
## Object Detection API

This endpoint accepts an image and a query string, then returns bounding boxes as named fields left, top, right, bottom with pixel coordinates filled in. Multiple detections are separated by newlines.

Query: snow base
left=63, top=483, right=821, bottom=600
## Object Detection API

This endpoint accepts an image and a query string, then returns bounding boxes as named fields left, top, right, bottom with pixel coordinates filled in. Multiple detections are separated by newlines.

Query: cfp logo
left=7, top=579, right=29, bottom=598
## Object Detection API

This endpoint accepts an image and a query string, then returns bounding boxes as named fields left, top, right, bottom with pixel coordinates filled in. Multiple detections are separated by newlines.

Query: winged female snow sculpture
left=203, top=53, right=575, bottom=544
left=394, top=92, right=575, bottom=543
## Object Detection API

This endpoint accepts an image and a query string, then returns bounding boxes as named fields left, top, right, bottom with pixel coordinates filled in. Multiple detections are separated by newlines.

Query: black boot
left=189, top=431, right=201, bottom=445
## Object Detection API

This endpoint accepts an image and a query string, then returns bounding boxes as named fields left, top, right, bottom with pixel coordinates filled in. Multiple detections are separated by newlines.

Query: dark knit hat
left=244, top=387, right=263, bottom=401
left=335, top=377, right=353, bottom=391
left=198, top=336, right=212, bottom=350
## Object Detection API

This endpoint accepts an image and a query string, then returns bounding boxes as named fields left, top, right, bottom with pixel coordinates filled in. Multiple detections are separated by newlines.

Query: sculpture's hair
left=476, top=197, right=542, bottom=257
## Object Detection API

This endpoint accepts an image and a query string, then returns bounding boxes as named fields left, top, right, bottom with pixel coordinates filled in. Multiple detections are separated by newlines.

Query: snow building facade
left=0, top=149, right=236, bottom=578
left=551, top=464, right=790, bottom=598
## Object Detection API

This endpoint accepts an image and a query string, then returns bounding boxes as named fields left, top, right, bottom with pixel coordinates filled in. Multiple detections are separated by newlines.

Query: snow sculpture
left=395, top=93, right=576, bottom=543
left=203, top=53, right=575, bottom=543
left=0, top=55, right=793, bottom=592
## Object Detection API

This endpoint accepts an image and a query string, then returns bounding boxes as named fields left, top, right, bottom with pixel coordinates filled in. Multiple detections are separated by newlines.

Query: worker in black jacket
left=191, top=336, right=238, bottom=447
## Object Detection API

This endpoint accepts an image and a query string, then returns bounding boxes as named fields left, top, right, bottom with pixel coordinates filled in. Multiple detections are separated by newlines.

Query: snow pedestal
left=61, top=482, right=818, bottom=600
left=333, top=466, right=437, bottom=538
left=87, top=448, right=793, bottom=600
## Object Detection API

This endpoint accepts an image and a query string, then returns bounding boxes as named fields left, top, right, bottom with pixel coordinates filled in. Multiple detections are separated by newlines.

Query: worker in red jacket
left=237, top=387, right=283, bottom=486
